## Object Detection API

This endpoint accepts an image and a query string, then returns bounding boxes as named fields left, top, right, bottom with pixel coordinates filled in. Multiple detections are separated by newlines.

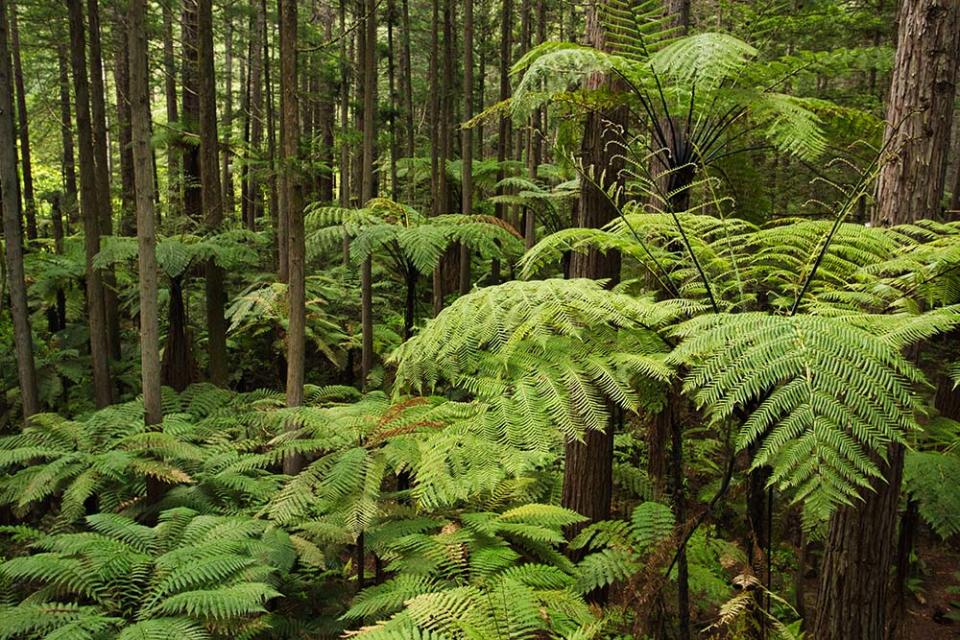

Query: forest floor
left=903, top=538, right=960, bottom=638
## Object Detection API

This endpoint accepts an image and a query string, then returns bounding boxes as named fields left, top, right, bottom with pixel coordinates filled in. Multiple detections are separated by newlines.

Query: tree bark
left=87, top=0, right=121, bottom=362
left=359, top=0, right=377, bottom=389
left=58, top=45, right=79, bottom=226
left=66, top=0, right=113, bottom=408
left=222, top=17, right=235, bottom=218
left=280, top=0, right=306, bottom=474
left=873, top=0, right=960, bottom=226
left=816, top=3, right=960, bottom=638
left=0, top=0, right=38, bottom=417
left=181, top=0, right=202, bottom=221
left=491, top=0, right=512, bottom=284
left=459, top=0, right=474, bottom=295
left=8, top=2, right=36, bottom=240
left=386, top=0, right=398, bottom=198
left=814, top=447, right=905, bottom=639
left=197, top=0, right=228, bottom=386
left=162, top=0, right=180, bottom=214
left=128, top=0, right=162, bottom=427
left=114, top=8, right=136, bottom=236
left=244, top=0, right=265, bottom=230
left=560, top=0, right=625, bottom=544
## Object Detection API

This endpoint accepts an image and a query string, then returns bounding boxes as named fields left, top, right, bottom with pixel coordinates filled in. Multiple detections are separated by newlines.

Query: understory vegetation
left=1, top=0, right=959, bottom=638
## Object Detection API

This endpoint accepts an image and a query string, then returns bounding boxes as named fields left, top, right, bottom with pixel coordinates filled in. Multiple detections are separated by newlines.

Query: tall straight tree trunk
left=873, top=0, right=959, bottom=226
left=114, top=9, right=136, bottom=236
left=317, top=2, right=335, bottom=202
left=222, top=18, right=235, bottom=217
left=197, top=0, right=228, bottom=386
left=523, top=0, right=546, bottom=249
left=492, top=0, right=512, bottom=283
left=162, top=0, right=180, bottom=213
left=386, top=0, right=398, bottom=198
left=245, top=0, right=265, bottom=230
left=128, top=0, right=162, bottom=427
left=399, top=0, right=413, bottom=202
left=560, top=0, right=625, bottom=549
left=338, top=0, right=351, bottom=265
left=359, top=0, right=377, bottom=388
left=428, top=0, right=440, bottom=216
left=459, top=0, right=474, bottom=295
left=815, top=2, right=960, bottom=638
left=58, top=45, right=79, bottom=225
left=66, top=0, right=113, bottom=408
left=87, top=0, right=121, bottom=361
left=280, top=0, right=306, bottom=474
left=8, top=2, right=36, bottom=240
left=265, top=0, right=282, bottom=279
left=181, top=0, right=202, bottom=221
left=0, top=0, right=38, bottom=417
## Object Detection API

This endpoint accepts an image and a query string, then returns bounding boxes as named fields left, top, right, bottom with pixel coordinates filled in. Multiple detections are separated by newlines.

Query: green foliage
left=670, top=313, right=924, bottom=520
left=345, top=506, right=596, bottom=639
left=0, top=508, right=291, bottom=639
left=0, top=386, right=282, bottom=526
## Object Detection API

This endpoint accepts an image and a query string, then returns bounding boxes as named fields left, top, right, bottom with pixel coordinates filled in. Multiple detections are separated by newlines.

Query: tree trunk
left=814, top=446, right=905, bottom=639
left=873, top=0, right=960, bottom=226
left=491, top=0, right=512, bottom=283
left=49, top=193, right=68, bottom=332
left=128, top=0, right=162, bottom=427
left=0, top=0, right=38, bottom=417
left=67, top=0, right=113, bottom=408
left=161, top=275, right=195, bottom=391
left=816, top=3, right=960, bottom=638
left=162, top=0, right=180, bottom=213
left=386, top=0, right=398, bottom=198
left=197, top=0, right=228, bottom=386
left=399, top=0, right=413, bottom=202
left=459, top=0, right=474, bottom=295
left=560, top=0, right=625, bottom=543
left=317, top=2, right=335, bottom=202
left=245, top=0, right=265, bottom=230
left=114, top=8, right=136, bottom=237
left=87, top=0, right=121, bottom=362
left=265, top=0, right=283, bottom=280
left=280, top=0, right=306, bottom=475
left=222, top=17, right=235, bottom=218
left=8, top=2, right=36, bottom=241
left=181, top=0, right=202, bottom=221
left=338, top=0, right=350, bottom=208
left=359, top=0, right=377, bottom=389
left=58, top=45, right=79, bottom=226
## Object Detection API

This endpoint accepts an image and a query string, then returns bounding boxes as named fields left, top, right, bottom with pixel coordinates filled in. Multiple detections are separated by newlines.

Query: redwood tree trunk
left=181, top=0, right=202, bottom=221
left=197, top=0, right=228, bottom=386
left=0, top=0, right=39, bottom=416
left=873, top=0, right=960, bottom=226
left=359, top=0, right=377, bottom=388
left=128, top=0, right=163, bottom=427
left=459, top=0, right=474, bottom=294
left=280, top=0, right=306, bottom=475
left=815, top=2, right=960, bottom=638
left=560, top=0, right=625, bottom=546
left=66, top=0, right=113, bottom=408
left=162, top=0, right=180, bottom=213
left=8, top=2, right=36, bottom=241
left=58, top=45, right=79, bottom=225
left=87, top=0, right=121, bottom=362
